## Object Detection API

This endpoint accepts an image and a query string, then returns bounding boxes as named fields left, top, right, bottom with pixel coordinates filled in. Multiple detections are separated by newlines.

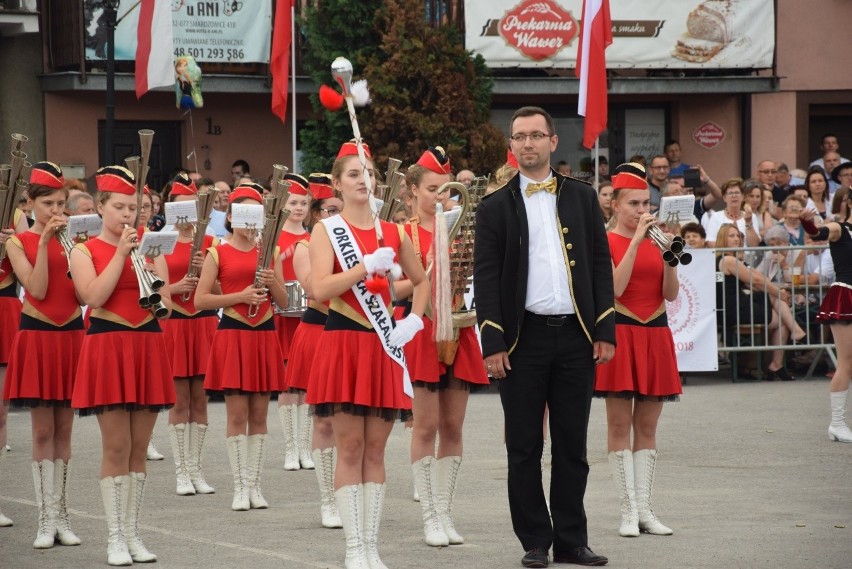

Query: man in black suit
left=474, top=107, right=615, bottom=568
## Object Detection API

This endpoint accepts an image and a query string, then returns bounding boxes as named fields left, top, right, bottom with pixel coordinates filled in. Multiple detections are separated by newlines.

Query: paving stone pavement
left=0, top=372, right=850, bottom=569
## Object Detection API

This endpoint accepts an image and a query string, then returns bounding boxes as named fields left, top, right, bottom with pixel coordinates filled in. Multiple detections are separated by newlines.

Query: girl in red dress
left=307, top=141, right=429, bottom=569
left=4, top=163, right=83, bottom=548
left=195, top=183, right=288, bottom=512
left=274, top=173, right=314, bottom=471
left=0, top=207, right=27, bottom=528
left=284, top=173, right=344, bottom=528
left=70, top=166, right=175, bottom=565
left=162, top=173, right=218, bottom=496
left=394, top=147, right=488, bottom=547
left=594, top=163, right=681, bottom=538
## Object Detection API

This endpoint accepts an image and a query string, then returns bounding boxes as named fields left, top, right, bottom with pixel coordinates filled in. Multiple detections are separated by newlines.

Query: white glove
left=363, top=246, right=396, bottom=274
left=389, top=263, right=403, bottom=281
left=387, top=314, right=424, bottom=348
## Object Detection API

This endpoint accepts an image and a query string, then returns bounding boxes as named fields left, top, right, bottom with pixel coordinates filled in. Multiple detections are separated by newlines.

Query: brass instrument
left=647, top=224, right=692, bottom=267
left=0, top=133, right=32, bottom=269
left=378, top=157, right=406, bottom=221
left=433, top=176, right=488, bottom=364
left=124, top=129, right=168, bottom=318
left=56, top=226, right=76, bottom=279
left=247, top=164, right=292, bottom=318
left=180, top=186, right=219, bottom=302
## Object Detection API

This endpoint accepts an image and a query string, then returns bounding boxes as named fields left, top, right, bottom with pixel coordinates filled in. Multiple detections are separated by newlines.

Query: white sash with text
left=322, top=216, right=413, bottom=398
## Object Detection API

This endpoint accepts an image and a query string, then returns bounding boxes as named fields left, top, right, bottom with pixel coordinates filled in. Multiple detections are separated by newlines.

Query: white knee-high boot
left=32, top=460, right=56, bottom=548
left=99, top=475, right=132, bottom=566
left=169, top=423, right=195, bottom=496
left=146, top=437, right=164, bottom=461
left=125, top=472, right=157, bottom=562
left=436, top=456, right=464, bottom=544
left=247, top=434, right=269, bottom=509
left=828, top=390, right=852, bottom=442
left=298, top=404, right=315, bottom=469
left=633, top=449, right=673, bottom=535
left=187, top=422, right=215, bottom=493
left=278, top=404, right=300, bottom=470
left=335, top=484, right=369, bottom=569
left=313, top=447, right=342, bottom=528
left=363, top=482, right=388, bottom=569
left=226, top=435, right=250, bottom=511
left=54, top=458, right=81, bottom=545
left=608, top=450, right=639, bottom=537
left=411, top=456, right=449, bottom=546
left=0, top=446, right=12, bottom=527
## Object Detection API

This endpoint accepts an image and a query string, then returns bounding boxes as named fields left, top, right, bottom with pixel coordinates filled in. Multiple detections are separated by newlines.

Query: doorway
left=98, top=120, right=182, bottom=192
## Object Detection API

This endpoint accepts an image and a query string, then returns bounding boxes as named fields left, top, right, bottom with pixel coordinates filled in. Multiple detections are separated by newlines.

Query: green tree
left=361, top=0, right=506, bottom=175
left=298, top=0, right=383, bottom=174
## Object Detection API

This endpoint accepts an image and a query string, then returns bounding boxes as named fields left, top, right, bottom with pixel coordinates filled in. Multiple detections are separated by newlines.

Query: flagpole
left=290, top=3, right=297, bottom=170
left=594, top=137, right=600, bottom=189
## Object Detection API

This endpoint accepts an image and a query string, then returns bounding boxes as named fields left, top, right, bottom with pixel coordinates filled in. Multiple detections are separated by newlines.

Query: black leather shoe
left=553, top=546, right=608, bottom=566
left=522, top=547, right=550, bottom=568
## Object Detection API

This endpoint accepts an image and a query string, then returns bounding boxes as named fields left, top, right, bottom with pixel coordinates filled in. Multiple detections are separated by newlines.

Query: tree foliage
left=298, top=0, right=383, bottom=174
left=361, top=0, right=505, bottom=175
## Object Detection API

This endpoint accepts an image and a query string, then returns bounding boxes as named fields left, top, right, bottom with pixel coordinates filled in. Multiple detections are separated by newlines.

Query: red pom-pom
left=319, top=85, right=344, bottom=112
left=365, top=274, right=388, bottom=294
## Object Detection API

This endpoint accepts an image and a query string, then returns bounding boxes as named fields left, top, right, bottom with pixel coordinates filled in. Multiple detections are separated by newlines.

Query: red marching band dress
left=816, top=221, right=852, bottom=323
left=595, top=234, right=682, bottom=400
left=396, top=219, right=488, bottom=390
left=202, top=243, right=286, bottom=394
left=71, top=239, right=175, bottom=415
left=306, top=220, right=412, bottom=420
left=275, top=228, right=309, bottom=367
left=3, top=232, right=84, bottom=407
left=0, top=210, right=24, bottom=365
left=162, top=235, right=219, bottom=378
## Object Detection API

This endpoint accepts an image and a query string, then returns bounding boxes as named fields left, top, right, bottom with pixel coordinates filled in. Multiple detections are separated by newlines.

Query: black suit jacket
left=473, top=170, right=616, bottom=358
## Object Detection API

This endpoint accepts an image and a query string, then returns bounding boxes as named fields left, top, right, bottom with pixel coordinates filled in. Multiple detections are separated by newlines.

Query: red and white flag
left=270, top=0, right=294, bottom=123
left=135, top=0, right=174, bottom=99
left=575, top=0, right=612, bottom=149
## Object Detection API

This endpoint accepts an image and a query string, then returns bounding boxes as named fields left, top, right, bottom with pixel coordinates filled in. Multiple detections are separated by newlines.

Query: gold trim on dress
left=223, top=306, right=272, bottom=326
left=614, top=301, right=666, bottom=324
left=21, top=303, right=82, bottom=327
left=89, top=307, right=153, bottom=328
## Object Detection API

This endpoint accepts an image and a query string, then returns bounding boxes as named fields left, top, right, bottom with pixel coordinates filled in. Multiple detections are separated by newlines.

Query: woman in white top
left=804, top=168, right=832, bottom=220
left=704, top=178, right=760, bottom=247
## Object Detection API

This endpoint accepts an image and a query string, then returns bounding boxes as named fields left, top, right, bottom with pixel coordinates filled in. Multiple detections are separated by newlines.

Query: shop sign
left=692, top=121, right=726, bottom=149
left=497, top=0, right=579, bottom=61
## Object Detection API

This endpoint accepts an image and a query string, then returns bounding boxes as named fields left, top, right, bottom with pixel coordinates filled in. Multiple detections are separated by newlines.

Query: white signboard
left=138, top=231, right=179, bottom=257
left=624, top=109, right=665, bottom=164
left=84, top=0, right=272, bottom=64
left=230, top=203, right=265, bottom=230
left=164, top=200, right=199, bottom=226
left=465, top=0, right=774, bottom=69
left=67, top=214, right=103, bottom=240
left=665, top=248, right=718, bottom=372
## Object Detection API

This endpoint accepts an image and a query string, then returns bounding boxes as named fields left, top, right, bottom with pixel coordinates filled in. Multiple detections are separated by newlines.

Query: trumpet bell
left=151, top=303, right=169, bottom=319
left=669, top=236, right=685, bottom=254
left=678, top=252, right=693, bottom=266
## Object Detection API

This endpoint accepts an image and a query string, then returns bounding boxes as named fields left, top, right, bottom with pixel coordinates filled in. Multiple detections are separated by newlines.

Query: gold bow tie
left=525, top=178, right=557, bottom=197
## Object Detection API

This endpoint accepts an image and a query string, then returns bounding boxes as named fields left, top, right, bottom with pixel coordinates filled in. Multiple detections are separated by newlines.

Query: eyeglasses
left=140, top=205, right=152, bottom=212
left=509, top=132, right=552, bottom=143
left=321, top=207, right=340, bottom=216
left=758, top=169, right=778, bottom=174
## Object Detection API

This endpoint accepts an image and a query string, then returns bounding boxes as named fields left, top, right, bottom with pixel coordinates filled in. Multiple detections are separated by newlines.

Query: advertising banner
left=84, top=0, right=272, bottom=64
left=666, top=249, right=718, bottom=372
left=465, top=0, right=774, bottom=69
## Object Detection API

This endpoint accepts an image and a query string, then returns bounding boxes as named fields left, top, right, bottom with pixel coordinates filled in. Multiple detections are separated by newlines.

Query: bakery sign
left=465, top=0, right=775, bottom=69
left=693, top=121, right=726, bottom=149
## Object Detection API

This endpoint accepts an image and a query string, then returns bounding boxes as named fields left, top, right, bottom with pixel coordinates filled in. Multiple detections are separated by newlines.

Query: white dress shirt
left=520, top=173, right=575, bottom=315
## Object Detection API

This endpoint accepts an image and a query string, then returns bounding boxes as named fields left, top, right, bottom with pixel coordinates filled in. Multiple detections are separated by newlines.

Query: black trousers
left=499, top=313, right=595, bottom=555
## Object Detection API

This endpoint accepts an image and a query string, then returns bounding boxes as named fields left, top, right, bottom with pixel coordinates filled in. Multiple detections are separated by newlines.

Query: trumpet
left=647, top=224, right=692, bottom=267
left=124, top=129, right=168, bottom=318
left=56, top=225, right=76, bottom=279
left=180, top=186, right=219, bottom=302
left=0, top=133, right=32, bottom=269
left=378, top=158, right=406, bottom=221
left=247, top=165, right=292, bottom=318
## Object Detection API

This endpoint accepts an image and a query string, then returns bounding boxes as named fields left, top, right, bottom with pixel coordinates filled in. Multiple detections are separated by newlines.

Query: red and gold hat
left=308, top=173, right=334, bottom=201
left=29, top=162, right=65, bottom=189
left=336, top=139, right=371, bottom=160
left=170, top=172, right=197, bottom=196
left=611, top=163, right=649, bottom=191
left=96, top=166, right=136, bottom=195
left=416, top=146, right=451, bottom=175
left=505, top=149, right=519, bottom=169
left=229, top=183, right=264, bottom=204
left=284, top=173, right=310, bottom=196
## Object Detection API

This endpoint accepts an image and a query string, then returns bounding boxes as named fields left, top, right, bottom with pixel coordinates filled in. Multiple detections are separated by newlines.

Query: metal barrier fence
left=712, top=244, right=837, bottom=380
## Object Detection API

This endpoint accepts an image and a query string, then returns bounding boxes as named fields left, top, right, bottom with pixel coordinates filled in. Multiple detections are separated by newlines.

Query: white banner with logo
left=665, top=249, right=718, bottom=372
left=84, top=0, right=272, bottom=64
left=465, top=0, right=774, bottom=69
